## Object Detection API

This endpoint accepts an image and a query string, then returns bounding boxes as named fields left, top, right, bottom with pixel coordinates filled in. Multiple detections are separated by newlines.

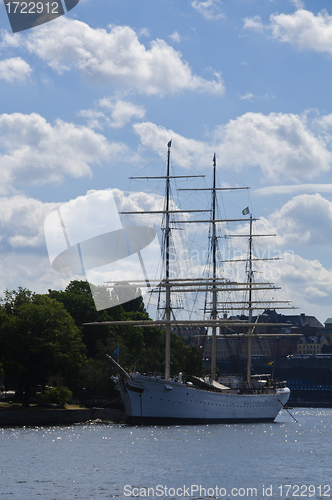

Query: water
left=1, top=409, right=331, bottom=500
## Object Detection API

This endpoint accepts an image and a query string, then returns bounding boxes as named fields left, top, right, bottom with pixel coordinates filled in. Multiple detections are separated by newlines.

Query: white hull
left=118, top=374, right=290, bottom=425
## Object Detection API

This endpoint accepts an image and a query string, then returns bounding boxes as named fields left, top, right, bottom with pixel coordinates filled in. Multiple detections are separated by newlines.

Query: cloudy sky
left=0, top=0, right=332, bottom=323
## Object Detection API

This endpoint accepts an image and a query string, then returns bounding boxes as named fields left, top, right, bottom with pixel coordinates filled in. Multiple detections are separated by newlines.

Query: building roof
left=282, top=314, right=323, bottom=328
left=227, top=311, right=324, bottom=329
left=262, top=310, right=323, bottom=329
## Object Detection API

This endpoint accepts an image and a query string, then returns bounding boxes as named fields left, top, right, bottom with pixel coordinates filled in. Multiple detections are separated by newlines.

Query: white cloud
left=239, top=92, right=274, bottom=102
left=99, top=98, right=145, bottom=128
left=169, top=31, right=182, bottom=43
left=214, top=112, right=331, bottom=181
left=243, top=15, right=265, bottom=32
left=222, top=194, right=332, bottom=317
left=244, top=8, right=332, bottom=54
left=0, top=195, right=58, bottom=249
left=0, top=30, right=21, bottom=49
left=133, top=121, right=209, bottom=168
left=226, top=241, right=332, bottom=318
left=276, top=253, right=332, bottom=310
left=0, top=57, right=32, bottom=82
left=0, top=188, right=165, bottom=299
left=139, top=28, right=150, bottom=37
left=78, top=109, right=108, bottom=131
left=240, top=92, right=254, bottom=101
left=0, top=186, right=162, bottom=267
left=191, top=0, right=225, bottom=20
left=254, top=251, right=332, bottom=321
left=80, top=98, right=145, bottom=129
left=134, top=112, right=331, bottom=181
left=290, top=0, right=305, bottom=8
left=314, top=113, right=332, bottom=133
left=2, top=17, right=224, bottom=96
left=0, top=253, right=72, bottom=297
left=268, top=193, right=332, bottom=246
left=269, top=9, right=332, bottom=52
left=112, top=187, right=165, bottom=230
left=0, top=112, right=125, bottom=185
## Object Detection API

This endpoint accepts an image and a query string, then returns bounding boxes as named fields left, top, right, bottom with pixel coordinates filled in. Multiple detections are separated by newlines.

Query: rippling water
left=1, top=409, right=331, bottom=499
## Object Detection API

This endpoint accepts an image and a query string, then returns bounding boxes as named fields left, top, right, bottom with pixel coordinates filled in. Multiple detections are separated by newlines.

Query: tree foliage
left=48, top=280, right=123, bottom=358
left=0, top=281, right=203, bottom=404
left=0, top=289, right=86, bottom=406
left=43, top=386, right=73, bottom=406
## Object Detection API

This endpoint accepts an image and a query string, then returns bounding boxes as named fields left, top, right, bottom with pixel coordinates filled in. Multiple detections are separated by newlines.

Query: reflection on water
left=1, top=409, right=332, bottom=499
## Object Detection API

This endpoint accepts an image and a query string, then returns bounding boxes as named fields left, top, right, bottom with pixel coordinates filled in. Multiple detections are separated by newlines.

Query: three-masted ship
left=88, top=142, right=291, bottom=424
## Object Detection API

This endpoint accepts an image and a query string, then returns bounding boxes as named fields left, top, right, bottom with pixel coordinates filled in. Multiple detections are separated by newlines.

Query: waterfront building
left=297, top=336, right=329, bottom=355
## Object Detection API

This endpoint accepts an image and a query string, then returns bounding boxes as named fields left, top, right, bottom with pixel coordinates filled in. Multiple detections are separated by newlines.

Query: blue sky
left=0, top=0, right=332, bottom=322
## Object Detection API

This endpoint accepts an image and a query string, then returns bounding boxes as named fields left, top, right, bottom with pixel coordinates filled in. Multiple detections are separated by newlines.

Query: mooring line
left=278, top=399, right=298, bottom=423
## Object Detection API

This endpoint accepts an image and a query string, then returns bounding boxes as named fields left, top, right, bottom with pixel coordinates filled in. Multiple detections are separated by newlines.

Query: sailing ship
left=88, top=142, right=292, bottom=424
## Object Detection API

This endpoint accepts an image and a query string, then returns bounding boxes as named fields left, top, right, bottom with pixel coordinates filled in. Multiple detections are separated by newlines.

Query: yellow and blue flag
left=113, top=346, right=119, bottom=356
left=242, top=207, right=250, bottom=215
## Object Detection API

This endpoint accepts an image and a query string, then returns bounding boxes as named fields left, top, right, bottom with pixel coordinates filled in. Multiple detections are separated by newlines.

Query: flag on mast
left=242, top=207, right=250, bottom=215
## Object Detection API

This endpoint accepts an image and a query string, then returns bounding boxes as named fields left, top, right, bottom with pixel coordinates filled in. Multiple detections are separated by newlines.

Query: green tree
left=48, top=280, right=123, bottom=358
left=112, top=327, right=203, bottom=379
left=111, top=284, right=146, bottom=313
left=43, top=386, right=73, bottom=406
left=0, top=290, right=86, bottom=407
left=79, top=357, right=118, bottom=399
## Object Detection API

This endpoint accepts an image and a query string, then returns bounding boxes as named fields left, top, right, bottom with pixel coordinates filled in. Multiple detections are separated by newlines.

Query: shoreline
left=2, top=403, right=331, bottom=427
left=0, top=408, right=125, bottom=426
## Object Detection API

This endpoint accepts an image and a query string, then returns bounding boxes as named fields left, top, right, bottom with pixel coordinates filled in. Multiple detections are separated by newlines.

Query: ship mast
left=210, top=153, right=217, bottom=381
left=118, top=142, right=206, bottom=380
left=178, top=156, right=252, bottom=383
left=246, top=214, right=254, bottom=387
left=165, top=141, right=172, bottom=380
